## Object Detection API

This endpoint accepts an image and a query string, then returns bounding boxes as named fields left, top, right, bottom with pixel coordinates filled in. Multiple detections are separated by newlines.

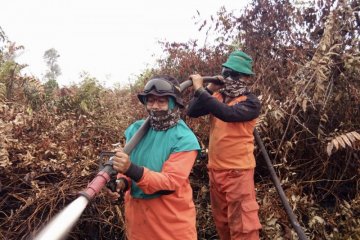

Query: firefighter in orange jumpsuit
left=107, top=75, right=200, bottom=240
left=187, top=50, right=262, bottom=240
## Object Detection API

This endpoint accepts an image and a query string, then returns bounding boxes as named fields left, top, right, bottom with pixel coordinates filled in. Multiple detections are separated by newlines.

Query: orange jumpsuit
left=122, top=151, right=197, bottom=240
left=188, top=90, right=262, bottom=240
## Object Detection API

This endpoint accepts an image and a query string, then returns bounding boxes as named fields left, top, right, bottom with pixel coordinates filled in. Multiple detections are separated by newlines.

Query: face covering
left=219, top=77, right=249, bottom=98
left=147, top=97, right=180, bottom=131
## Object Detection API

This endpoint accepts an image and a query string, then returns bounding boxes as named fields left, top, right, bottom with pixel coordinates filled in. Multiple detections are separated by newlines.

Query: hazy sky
left=0, top=0, right=249, bottom=88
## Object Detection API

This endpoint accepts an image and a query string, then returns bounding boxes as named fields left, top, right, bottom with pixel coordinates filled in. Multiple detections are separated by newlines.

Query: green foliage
left=0, top=60, right=17, bottom=99
left=54, top=73, right=105, bottom=114
left=0, top=82, right=5, bottom=102
left=0, top=54, right=26, bottom=101
left=43, top=48, right=61, bottom=98
left=23, top=77, right=45, bottom=110
left=44, top=78, right=59, bottom=99
left=75, top=73, right=104, bottom=114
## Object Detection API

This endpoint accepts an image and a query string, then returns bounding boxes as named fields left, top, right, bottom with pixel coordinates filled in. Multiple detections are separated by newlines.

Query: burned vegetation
left=1, top=0, right=360, bottom=239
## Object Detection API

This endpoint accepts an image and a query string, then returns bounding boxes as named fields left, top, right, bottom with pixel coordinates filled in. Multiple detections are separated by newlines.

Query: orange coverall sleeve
left=135, top=151, right=197, bottom=194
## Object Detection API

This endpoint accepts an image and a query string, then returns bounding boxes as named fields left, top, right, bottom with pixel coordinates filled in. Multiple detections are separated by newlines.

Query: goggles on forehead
left=221, top=67, right=242, bottom=81
left=143, top=78, right=180, bottom=94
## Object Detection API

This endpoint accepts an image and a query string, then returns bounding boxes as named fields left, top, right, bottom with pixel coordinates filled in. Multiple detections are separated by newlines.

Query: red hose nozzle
left=78, top=169, right=111, bottom=201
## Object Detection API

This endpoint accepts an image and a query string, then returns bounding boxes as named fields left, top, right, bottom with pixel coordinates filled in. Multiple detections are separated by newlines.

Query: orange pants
left=208, top=168, right=261, bottom=240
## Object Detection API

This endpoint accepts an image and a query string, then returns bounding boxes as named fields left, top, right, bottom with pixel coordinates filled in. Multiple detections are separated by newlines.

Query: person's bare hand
left=189, top=74, right=204, bottom=91
left=104, top=179, right=126, bottom=202
left=112, top=146, right=131, bottom=173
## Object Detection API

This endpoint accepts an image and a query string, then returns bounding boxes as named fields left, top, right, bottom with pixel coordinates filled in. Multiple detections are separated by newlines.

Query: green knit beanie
left=222, top=50, right=254, bottom=75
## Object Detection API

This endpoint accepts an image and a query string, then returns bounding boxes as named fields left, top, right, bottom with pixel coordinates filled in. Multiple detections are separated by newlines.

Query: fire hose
left=254, top=129, right=307, bottom=240
left=34, top=77, right=307, bottom=240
